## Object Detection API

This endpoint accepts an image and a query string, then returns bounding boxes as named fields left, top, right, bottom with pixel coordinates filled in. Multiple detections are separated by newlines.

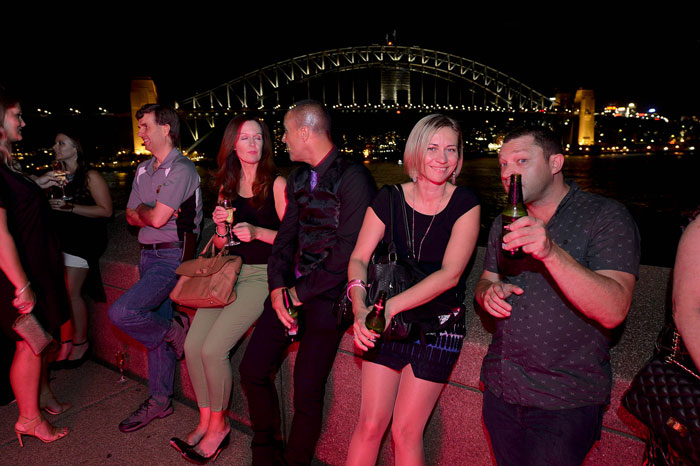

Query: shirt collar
left=550, top=180, right=580, bottom=222
left=310, top=147, right=337, bottom=177
left=147, top=148, right=180, bottom=174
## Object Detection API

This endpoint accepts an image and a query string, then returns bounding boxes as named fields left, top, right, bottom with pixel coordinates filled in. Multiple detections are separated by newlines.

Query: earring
left=411, top=175, right=417, bottom=183
left=451, top=171, right=457, bottom=184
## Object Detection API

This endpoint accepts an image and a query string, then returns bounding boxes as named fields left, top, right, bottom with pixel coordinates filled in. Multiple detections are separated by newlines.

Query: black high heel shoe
left=181, top=432, right=230, bottom=465
left=170, top=436, right=196, bottom=454
left=63, top=341, right=90, bottom=369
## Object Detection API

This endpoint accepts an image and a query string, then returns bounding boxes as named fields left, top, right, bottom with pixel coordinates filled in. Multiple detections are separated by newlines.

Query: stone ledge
left=92, top=211, right=664, bottom=464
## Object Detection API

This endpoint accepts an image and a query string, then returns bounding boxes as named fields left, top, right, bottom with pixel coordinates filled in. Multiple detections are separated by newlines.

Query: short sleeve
left=585, top=200, right=641, bottom=277
left=126, top=166, right=145, bottom=210
left=157, top=161, right=200, bottom=210
left=369, top=185, right=394, bottom=226
left=447, top=187, right=479, bottom=222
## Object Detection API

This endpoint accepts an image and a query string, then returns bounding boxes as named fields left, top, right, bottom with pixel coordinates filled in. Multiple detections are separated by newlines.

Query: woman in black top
left=171, top=116, right=287, bottom=463
left=1, top=90, right=69, bottom=445
left=34, top=131, right=112, bottom=367
left=346, top=115, right=480, bottom=465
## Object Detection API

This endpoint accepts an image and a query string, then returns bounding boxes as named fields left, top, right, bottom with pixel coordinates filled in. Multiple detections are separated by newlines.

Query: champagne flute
left=52, top=160, right=72, bottom=201
left=114, top=350, right=127, bottom=384
left=219, top=199, right=240, bottom=246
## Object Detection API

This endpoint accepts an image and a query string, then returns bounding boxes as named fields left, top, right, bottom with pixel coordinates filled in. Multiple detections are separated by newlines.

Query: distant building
left=130, top=78, right=158, bottom=154
left=575, top=89, right=595, bottom=146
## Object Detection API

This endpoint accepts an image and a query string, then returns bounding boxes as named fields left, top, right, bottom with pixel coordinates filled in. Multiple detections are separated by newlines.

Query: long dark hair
left=55, top=131, right=91, bottom=200
left=216, top=116, right=275, bottom=208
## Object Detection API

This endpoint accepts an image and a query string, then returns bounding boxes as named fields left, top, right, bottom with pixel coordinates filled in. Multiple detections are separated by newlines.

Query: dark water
left=104, top=153, right=700, bottom=267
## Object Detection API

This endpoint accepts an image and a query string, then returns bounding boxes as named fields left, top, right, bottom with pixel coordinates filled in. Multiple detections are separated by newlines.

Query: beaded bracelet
left=346, top=279, right=367, bottom=301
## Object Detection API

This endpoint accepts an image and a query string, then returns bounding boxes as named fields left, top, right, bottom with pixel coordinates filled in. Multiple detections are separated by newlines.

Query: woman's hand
left=12, top=286, right=36, bottom=314
left=34, top=172, right=60, bottom=189
left=212, top=206, right=232, bottom=228
left=352, top=301, right=381, bottom=352
left=232, top=222, right=258, bottom=242
left=48, top=199, right=72, bottom=211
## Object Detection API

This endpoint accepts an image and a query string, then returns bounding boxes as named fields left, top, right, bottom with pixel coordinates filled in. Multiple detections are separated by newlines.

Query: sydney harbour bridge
left=146, top=45, right=569, bottom=154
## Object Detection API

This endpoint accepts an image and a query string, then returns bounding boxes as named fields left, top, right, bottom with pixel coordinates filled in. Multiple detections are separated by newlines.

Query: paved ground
left=0, top=361, right=253, bottom=465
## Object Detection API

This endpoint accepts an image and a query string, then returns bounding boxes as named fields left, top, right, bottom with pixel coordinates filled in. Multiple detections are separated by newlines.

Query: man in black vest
left=240, top=100, right=376, bottom=465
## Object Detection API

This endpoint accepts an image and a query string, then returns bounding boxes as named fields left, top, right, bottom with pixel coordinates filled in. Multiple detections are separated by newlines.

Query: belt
left=140, top=241, right=183, bottom=250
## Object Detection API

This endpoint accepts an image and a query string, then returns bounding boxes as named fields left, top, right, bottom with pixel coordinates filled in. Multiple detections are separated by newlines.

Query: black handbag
left=622, top=322, right=700, bottom=465
left=334, top=185, right=417, bottom=332
left=335, top=185, right=462, bottom=342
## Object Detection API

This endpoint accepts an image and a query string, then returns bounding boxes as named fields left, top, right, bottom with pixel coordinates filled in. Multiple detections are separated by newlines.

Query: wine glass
left=219, top=199, right=240, bottom=246
left=52, top=160, right=72, bottom=201
left=114, top=350, right=127, bottom=384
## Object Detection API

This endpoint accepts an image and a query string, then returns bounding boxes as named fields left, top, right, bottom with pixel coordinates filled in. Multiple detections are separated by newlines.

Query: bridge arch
left=175, top=45, right=553, bottom=113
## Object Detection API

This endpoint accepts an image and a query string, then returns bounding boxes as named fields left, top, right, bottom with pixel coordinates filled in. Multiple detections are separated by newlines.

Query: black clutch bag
left=622, top=323, right=700, bottom=465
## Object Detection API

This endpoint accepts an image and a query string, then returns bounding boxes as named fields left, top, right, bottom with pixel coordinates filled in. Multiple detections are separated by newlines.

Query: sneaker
left=118, top=397, right=173, bottom=433
left=165, top=312, right=190, bottom=360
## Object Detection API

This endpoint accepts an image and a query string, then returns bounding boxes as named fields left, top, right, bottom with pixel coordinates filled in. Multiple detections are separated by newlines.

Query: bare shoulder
left=274, top=175, right=287, bottom=190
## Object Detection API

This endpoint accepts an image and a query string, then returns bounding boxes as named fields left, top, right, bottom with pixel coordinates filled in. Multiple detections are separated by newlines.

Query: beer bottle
left=283, top=288, right=299, bottom=340
left=365, top=291, right=388, bottom=334
left=501, top=174, right=528, bottom=259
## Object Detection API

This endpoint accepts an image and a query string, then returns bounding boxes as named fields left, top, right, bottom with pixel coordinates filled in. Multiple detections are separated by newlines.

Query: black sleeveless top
left=227, top=187, right=280, bottom=264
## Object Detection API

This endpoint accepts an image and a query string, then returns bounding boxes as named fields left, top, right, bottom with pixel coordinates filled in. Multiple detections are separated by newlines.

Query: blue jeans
left=108, top=248, right=181, bottom=399
left=482, top=388, right=604, bottom=466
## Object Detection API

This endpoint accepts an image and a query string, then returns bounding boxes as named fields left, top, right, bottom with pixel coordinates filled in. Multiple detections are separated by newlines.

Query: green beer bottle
left=365, top=291, right=388, bottom=334
left=501, top=174, right=528, bottom=259
left=283, top=288, right=299, bottom=340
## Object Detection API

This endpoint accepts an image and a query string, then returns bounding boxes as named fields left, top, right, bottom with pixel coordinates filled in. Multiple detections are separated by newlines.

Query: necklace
left=411, top=184, right=446, bottom=261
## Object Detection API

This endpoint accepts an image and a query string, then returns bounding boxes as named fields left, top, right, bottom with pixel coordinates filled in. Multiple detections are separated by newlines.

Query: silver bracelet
left=215, top=225, right=229, bottom=238
left=346, top=279, right=367, bottom=301
left=15, top=281, right=31, bottom=297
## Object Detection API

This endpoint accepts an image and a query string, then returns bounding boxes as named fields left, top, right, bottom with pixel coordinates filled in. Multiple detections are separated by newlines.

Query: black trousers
left=239, top=291, right=345, bottom=466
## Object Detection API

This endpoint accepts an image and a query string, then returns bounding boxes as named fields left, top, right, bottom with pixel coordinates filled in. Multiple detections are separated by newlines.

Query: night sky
left=5, top=9, right=698, bottom=118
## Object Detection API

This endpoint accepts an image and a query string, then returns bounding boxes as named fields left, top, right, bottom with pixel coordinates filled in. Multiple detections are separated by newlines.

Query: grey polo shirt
left=127, top=148, right=202, bottom=245
left=480, top=181, right=641, bottom=409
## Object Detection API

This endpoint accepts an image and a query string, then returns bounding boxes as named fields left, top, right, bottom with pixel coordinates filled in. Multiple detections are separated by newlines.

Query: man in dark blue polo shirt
left=475, top=127, right=640, bottom=465
left=109, top=104, right=202, bottom=433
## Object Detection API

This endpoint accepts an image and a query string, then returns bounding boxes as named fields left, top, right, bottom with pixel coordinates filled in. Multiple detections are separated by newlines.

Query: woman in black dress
left=346, top=115, right=480, bottom=465
left=35, top=130, right=112, bottom=366
left=0, top=91, right=70, bottom=445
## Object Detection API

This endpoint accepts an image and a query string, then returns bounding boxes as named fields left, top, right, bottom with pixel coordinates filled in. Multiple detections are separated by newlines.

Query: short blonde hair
left=404, top=114, right=463, bottom=180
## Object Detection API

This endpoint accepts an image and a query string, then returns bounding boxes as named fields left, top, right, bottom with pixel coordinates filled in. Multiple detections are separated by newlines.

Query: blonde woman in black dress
left=346, top=115, right=480, bottom=465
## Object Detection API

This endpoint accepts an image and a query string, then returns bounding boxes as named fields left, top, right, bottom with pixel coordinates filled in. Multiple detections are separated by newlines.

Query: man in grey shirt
left=109, top=104, right=202, bottom=433
left=475, top=127, right=640, bottom=465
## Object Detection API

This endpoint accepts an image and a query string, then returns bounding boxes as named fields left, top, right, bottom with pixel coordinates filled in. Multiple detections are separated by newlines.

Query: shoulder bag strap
left=395, top=184, right=414, bottom=259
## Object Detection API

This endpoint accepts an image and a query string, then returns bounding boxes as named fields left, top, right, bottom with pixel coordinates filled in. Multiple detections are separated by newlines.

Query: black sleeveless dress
left=0, top=163, right=70, bottom=341
left=363, top=185, right=479, bottom=383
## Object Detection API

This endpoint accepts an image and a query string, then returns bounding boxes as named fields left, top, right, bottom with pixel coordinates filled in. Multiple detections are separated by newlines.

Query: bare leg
left=12, top=341, right=68, bottom=443
left=11, top=341, right=41, bottom=420
left=346, top=361, right=402, bottom=466
left=186, top=406, right=211, bottom=446
left=193, top=409, right=230, bottom=457
left=66, top=266, right=89, bottom=360
left=39, top=351, right=70, bottom=414
left=390, top=365, right=444, bottom=466
left=56, top=322, right=72, bottom=362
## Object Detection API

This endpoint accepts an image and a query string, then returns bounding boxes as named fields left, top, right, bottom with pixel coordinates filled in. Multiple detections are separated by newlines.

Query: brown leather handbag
left=170, top=235, right=242, bottom=308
